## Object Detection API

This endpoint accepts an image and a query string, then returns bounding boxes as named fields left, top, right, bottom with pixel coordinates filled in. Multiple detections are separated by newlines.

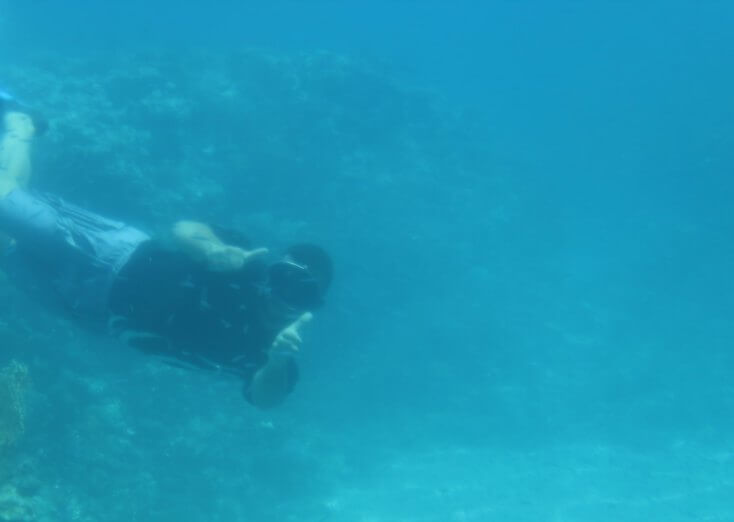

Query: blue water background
left=1, top=1, right=734, bottom=520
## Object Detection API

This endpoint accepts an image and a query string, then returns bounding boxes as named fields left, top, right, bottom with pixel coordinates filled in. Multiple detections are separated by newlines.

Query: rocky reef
left=0, top=48, right=495, bottom=247
left=0, top=360, right=28, bottom=452
left=0, top=360, right=40, bottom=522
left=0, top=486, right=36, bottom=522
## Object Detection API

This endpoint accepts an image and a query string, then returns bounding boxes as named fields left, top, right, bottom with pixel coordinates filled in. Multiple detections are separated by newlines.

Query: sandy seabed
left=322, top=442, right=734, bottom=522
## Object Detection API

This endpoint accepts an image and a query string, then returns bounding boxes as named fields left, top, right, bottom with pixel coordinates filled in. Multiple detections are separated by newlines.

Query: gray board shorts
left=0, top=188, right=150, bottom=318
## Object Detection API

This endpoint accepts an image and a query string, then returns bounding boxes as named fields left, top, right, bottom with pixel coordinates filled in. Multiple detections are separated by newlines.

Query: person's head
left=268, top=243, right=333, bottom=312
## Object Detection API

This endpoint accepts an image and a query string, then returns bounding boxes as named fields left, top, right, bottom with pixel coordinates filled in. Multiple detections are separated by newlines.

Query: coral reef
left=0, top=49, right=493, bottom=245
left=0, top=360, right=29, bottom=450
left=0, top=361, right=37, bottom=521
left=0, top=485, right=35, bottom=522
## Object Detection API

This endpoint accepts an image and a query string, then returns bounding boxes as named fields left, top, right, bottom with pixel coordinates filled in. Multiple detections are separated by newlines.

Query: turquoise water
left=1, top=2, right=733, bottom=520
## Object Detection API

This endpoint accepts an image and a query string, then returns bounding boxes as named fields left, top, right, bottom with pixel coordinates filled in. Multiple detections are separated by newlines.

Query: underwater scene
left=1, top=2, right=733, bottom=521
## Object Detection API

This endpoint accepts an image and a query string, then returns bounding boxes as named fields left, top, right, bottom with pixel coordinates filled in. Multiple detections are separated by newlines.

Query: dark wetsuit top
left=109, top=240, right=292, bottom=383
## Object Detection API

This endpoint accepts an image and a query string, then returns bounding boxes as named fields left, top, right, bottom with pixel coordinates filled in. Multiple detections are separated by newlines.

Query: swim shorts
left=0, top=188, right=149, bottom=317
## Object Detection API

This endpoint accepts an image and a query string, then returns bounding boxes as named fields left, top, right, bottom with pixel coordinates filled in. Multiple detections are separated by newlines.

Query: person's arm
left=171, top=220, right=268, bottom=271
left=248, top=312, right=313, bottom=409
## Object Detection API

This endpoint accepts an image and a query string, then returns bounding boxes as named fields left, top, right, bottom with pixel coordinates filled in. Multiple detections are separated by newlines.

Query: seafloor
left=1, top=49, right=733, bottom=521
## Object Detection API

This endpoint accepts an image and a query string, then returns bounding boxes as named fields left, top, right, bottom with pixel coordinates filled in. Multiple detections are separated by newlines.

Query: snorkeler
left=0, top=94, right=333, bottom=409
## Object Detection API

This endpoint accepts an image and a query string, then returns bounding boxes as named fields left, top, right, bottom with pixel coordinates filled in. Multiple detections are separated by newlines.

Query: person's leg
left=1, top=112, right=36, bottom=249
left=0, top=112, right=35, bottom=199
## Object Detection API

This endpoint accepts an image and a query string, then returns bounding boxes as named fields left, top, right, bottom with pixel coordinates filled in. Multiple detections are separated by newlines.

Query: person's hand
left=271, top=312, right=313, bottom=353
left=206, top=244, right=268, bottom=272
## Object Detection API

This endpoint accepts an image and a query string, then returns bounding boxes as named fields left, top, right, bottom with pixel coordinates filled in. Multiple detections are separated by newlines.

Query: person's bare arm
left=171, top=220, right=268, bottom=271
